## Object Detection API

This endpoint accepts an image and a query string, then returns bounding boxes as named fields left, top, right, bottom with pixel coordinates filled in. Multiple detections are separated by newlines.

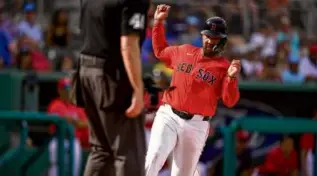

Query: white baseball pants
left=145, top=104, right=209, bottom=176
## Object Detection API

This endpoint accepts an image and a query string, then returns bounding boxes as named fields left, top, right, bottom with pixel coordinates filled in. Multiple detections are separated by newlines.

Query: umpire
left=71, top=0, right=150, bottom=175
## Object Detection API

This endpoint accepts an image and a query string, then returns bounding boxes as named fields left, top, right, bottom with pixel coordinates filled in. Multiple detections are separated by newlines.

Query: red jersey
left=300, top=111, right=317, bottom=151
left=258, top=147, right=298, bottom=175
left=300, top=133, right=314, bottom=150
left=152, top=22, right=240, bottom=116
left=47, top=98, right=89, bottom=148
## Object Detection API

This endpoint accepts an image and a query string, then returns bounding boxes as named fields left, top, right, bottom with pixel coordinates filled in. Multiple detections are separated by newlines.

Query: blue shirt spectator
left=17, top=3, right=42, bottom=43
left=281, top=56, right=305, bottom=84
left=141, top=38, right=153, bottom=63
left=18, top=21, right=42, bottom=42
left=0, top=8, right=18, bottom=40
left=0, top=29, right=13, bottom=66
left=277, top=31, right=300, bottom=60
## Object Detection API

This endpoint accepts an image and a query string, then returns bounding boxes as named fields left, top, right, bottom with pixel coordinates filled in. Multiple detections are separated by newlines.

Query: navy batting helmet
left=201, top=16, right=228, bottom=52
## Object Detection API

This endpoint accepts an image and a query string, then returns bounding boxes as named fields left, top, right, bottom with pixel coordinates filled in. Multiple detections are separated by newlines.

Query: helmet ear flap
left=212, top=36, right=227, bottom=52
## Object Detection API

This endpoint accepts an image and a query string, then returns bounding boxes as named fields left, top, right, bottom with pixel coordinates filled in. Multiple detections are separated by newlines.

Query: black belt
left=171, top=107, right=209, bottom=121
left=79, top=54, right=106, bottom=68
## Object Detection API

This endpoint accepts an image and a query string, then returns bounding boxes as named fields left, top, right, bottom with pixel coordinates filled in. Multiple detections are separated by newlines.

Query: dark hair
left=51, top=9, right=68, bottom=26
left=281, top=135, right=293, bottom=142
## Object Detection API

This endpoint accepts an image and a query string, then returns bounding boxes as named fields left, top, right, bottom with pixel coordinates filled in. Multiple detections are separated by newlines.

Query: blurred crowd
left=0, top=1, right=74, bottom=72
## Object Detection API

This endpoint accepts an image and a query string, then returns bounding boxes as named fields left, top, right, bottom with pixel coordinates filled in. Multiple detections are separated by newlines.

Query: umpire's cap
left=201, top=16, right=228, bottom=52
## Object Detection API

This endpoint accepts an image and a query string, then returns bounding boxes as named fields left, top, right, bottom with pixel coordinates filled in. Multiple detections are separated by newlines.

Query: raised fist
left=154, top=4, right=170, bottom=22
left=227, top=59, right=241, bottom=78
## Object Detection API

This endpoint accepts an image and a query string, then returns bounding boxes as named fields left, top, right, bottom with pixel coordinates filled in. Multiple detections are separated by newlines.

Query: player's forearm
left=222, top=77, right=240, bottom=107
left=121, top=38, right=144, bottom=93
left=152, top=20, right=169, bottom=58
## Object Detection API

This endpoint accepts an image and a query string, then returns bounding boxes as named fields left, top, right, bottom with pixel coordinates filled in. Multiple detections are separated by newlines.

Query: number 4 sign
left=129, top=13, right=145, bottom=29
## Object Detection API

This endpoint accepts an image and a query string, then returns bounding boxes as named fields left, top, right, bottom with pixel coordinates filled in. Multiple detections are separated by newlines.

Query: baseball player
left=145, top=4, right=241, bottom=176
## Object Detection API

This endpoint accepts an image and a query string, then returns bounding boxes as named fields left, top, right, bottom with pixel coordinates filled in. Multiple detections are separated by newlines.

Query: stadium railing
left=0, top=111, right=74, bottom=176
left=222, top=117, right=317, bottom=176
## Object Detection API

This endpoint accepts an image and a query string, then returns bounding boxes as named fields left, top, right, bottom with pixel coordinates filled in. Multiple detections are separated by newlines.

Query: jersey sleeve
left=152, top=22, right=179, bottom=68
left=221, top=77, right=240, bottom=107
left=47, top=101, right=65, bottom=117
left=259, top=150, right=279, bottom=173
left=121, top=1, right=149, bottom=36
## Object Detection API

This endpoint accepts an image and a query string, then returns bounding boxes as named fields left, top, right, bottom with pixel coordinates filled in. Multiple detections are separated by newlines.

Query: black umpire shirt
left=80, top=0, right=149, bottom=64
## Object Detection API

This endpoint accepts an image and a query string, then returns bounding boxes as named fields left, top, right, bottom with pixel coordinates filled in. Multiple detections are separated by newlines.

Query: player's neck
left=201, top=48, right=218, bottom=59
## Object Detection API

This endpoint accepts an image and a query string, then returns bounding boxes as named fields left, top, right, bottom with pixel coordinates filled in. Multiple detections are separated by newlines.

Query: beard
left=203, top=46, right=216, bottom=57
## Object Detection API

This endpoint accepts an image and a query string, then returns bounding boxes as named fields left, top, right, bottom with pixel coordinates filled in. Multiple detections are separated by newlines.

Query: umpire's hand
left=126, top=91, right=144, bottom=118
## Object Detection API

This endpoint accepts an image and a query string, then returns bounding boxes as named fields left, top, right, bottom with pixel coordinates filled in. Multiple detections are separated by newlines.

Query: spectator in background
left=16, top=48, right=32, bottom=70
left=153, top=61, right=173, bottom=78
left=256, top=135, right=298, bottom=176
left=300, top=110, right=317, bottom=176
left=249, top=21, right=269, bottom=49
left=299, top=45, right=317, bottom=81
left=47, top=77, right=89, bottom=176
left=258, top=55, right=281, bottom=81
left=0, top=29, right=16, bottom=67
left=46, top=9, right=70, bottom=48
left=276, top=16, right=300, bottom=64
left=55, top=56, right=73, bottom=73
left=145, top=3, right=155, bottom=38
left=179, top=16, right=200, bottom=44
left=225, top=0, right=243, bottom=35
left=241, top=45, right=263, bottom=80
left=210, top=131, right=252, bottom=176
left=15, top=2, right=51, bottom=72
left=0, top=3, right=18, bottom=40
left=141, top=4, right=158, bottom=66
left=275, top=37, right=290, bottom=70
left=249, top=21, right=277, bottom=59
left=165, top=6, right=187, bottom=41
left=267, top=0, right=289, bottom=10
left=280, top=55, right=306, bottom=84
left=141, top=36, right=156, bottom=65
left=14, top=43, right=51, bottom=71
left=17, top=2, right=43, bottom=50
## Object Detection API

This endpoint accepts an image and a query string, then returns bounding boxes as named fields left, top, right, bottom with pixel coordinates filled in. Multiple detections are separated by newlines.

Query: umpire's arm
left=120, top=1, right=149, bottom=92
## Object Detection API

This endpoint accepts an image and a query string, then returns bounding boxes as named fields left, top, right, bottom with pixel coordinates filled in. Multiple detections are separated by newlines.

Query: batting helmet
left=201, top=16, right=228, bottom=52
